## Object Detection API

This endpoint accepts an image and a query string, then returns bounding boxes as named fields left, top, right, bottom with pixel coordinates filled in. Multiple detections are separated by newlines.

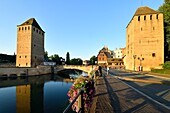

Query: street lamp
left=133, top=55, right=137, bottom=71
left=138, top=56, right=144, bottom=71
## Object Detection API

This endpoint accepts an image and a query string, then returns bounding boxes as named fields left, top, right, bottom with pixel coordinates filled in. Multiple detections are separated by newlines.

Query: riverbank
left=0, top=65, right=52, bottom=77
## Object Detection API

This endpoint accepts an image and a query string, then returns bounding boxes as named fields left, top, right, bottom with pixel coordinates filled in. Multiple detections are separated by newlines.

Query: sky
left=0, top=0, right=164, bottom=60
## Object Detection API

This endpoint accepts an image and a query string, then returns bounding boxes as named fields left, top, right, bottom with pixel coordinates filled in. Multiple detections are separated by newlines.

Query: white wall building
left=113, top=48, right=123, bottom=58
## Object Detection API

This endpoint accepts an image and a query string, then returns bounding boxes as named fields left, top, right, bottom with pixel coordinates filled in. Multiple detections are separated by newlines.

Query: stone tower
left=125, top=6, right=164, bottom=71
left=16, top=18, right=45, bottom=67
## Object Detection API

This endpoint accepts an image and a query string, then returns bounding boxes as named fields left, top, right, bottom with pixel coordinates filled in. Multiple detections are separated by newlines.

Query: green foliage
left=44, top=51, right=48, bottom=61
left=90, top=55, right=97, bottom=65
left=66, top=52, right=70, bottom=65
left=0, top=54, right=16, bottom=63
left=49, top=54, right=63, bottom=65
left=162, top=61, right=170, bottom=69
left=158, top=0, right=170, bottom=60
left=70, top=58, right=83, bottom=65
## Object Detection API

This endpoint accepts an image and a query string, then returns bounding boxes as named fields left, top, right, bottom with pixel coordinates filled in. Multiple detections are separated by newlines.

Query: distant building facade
left=97, top=46, right=124, bottom=69
left=16, top=18, right=45, bottom=67
left=125, top=6, right=164, bottom=71
left=113, top=48, right=123, bottom=58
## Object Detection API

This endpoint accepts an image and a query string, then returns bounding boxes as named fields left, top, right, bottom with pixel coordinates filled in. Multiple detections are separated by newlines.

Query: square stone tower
left=16, top=18, right=45, bottom=67
left=125, top=6, right=164, bottom=71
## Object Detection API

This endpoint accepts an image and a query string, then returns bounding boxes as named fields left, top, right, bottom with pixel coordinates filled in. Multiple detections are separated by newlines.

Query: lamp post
left=138, top=56, right=144, bottom=71
left=133, top=55, right=137, bottom=71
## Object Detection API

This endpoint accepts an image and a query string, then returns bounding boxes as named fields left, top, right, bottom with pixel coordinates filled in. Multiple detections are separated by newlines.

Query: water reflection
left=0, top=73, right=75, bottom=113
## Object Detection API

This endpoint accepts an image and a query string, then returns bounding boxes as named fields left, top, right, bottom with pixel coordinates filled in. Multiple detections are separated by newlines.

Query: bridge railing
left=63, top=70, right=99, bottom=113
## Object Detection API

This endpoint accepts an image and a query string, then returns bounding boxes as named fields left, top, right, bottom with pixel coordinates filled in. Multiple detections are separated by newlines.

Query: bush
left=162, top=61, right=170, bottom=69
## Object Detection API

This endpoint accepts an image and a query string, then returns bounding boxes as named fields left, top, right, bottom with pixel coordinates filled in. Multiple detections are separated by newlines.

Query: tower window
left=28, top=26, right=30, bottom=30
left=33, top=28, right=35, bottom=31
left=153, top=27, right=155, bottom=30
left=26, top=63, right=28, bottom=66
left=144, top=16, right=146, bottom=20
left=156, top=14, right=159, bottom=19
left=18, top=28, right=21, bottom=31
left=36, top=29, right=38, bottom=33
left=141, top=27, right=143, bottom=31
left=25, top=56, right=27, bottom=58
left=25, top=27, right=27, bottom=30
left=19, top=56, right=21, bottom=58
left=152, top=53, right=156, bottom=57
left=138, top=16, right=140, bottom=21
left=150, top=15, right=152, bottom=20
left=22, top=27, right=24, bottom=30
left=35, top=56, right=37, bottom=59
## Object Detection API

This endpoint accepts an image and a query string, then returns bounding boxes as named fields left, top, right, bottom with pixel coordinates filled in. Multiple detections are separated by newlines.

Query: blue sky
left=0, top=0, right=164, bottom=60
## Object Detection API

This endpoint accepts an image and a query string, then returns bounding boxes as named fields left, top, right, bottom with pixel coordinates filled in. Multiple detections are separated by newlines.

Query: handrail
left=63, top=69, right=99, bottom=113
left=63, top=89, right=84, bottom=113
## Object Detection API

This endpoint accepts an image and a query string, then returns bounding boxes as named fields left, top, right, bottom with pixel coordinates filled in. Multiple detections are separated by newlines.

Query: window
left=26, top=63, right=28, bottom=66
left=152, top=53, right=156, bottom=57
left=18, top=28, right=21, bottom=31
left=22, top=27, right=24, bottom=30
left=25, top=56, right=27, bottom=58
left=33, top=28, right=35, bottom=31
left=156, top=14, right=159, bottom=19
left=153, top=27, right=155, bottom=30
left=150, top=15, right=152, bottom=20
left=25, top=27, right=27, bottom=30
left=28, top=26, right=30, bottom=30
left=19, top=64, right=20, bottom=66
left=144, top=16, right=146, bottom=20
left=138, top=16, right=140, bottom=21
left=36, top=29, right=38, bottom=33
left=141, top=27, right=143, bottom=31
left=35, top=56, right=37, bottom=59
left=19, top=56, right=21, bottom=58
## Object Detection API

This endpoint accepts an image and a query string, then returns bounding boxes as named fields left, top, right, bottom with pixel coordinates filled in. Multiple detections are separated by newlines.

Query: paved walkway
left=90, top=71, right=170, bottom=113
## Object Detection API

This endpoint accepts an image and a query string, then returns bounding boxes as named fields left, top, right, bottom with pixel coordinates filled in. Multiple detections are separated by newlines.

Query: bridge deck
left=90, top=71, right=169, bottom=113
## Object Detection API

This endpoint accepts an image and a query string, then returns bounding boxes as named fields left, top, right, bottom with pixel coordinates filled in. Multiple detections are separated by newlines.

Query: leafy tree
left=70, top=58, right=83, bottom=65
left=66, top=52, right=70, bottom=65
left=90, top=55, right=97, bottom=65
left=158, top=0, right=170, bottom=60
left=49, top=54, right=62, bottom=65
left=44, top=51, right=48, bottom=61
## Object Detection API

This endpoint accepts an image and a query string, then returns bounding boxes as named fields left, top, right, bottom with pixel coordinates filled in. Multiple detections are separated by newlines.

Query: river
left=0, top=70, right=87, bottom=113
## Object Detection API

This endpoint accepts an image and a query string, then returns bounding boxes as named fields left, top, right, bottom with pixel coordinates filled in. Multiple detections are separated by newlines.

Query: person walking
left=98, top=66, right=102, bottom=76
left=107, top=66, right=109, bottom=75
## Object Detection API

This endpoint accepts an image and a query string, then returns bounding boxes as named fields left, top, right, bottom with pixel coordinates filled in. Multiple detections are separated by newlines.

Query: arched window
left=150, top=15, right=152, bottom=20
left=25, top=27, right=27, bottom=30
left=28, top=26, right=30, bottom=30
left=18, top=28, right=21, bottom=31
left=138, top=16, right=140, bottom=21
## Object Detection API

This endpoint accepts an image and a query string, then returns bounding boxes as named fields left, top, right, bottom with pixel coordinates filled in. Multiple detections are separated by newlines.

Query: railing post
left=78, top=89, right=84, bottom=113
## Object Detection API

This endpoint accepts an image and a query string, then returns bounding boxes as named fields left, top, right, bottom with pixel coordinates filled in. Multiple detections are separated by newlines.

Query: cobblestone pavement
left=90, top=71, right=170, bottom=113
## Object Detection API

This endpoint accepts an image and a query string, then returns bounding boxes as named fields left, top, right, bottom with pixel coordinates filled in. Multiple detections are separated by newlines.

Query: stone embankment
left=0, top=66, right=52, bottom=77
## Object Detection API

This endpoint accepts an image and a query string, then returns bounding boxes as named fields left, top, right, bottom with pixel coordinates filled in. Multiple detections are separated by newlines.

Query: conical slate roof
left=19, top=18, right=44, bottom=32
left=134, top=6, right=160, bottom=16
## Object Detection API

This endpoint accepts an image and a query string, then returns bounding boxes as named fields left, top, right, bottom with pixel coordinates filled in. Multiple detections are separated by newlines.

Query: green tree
left=70, top=58, right=83, bottom=65
left=90, top=55, right=97, bottom=65
left=44, top=51, right=48, bottom=61
left=66, top=52, right=70, bottom=65
left=158, top=0, right=170, bottom=60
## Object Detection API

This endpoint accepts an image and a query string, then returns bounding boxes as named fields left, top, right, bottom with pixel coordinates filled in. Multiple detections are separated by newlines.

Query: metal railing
left=63, top=89, right=84, bottom=113
left=63, top=70, right=99, bottom=113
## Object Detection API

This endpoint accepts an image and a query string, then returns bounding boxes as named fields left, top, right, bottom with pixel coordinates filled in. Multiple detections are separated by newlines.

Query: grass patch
left=151, top=69, right=170, bottom=75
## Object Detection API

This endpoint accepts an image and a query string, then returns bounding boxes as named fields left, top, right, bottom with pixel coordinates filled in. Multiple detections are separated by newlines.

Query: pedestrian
left=98, top=66, right=102, bottom=76
left=107, top=66, right=109, bottom=75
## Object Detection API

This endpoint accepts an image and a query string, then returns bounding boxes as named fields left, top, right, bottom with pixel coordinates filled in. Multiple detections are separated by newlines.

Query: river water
left=0, top=71, right=87, bottom=113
